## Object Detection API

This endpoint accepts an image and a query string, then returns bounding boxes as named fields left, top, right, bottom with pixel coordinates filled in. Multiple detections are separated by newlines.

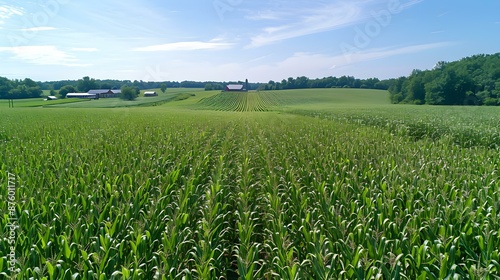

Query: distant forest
left=254, top=76, right=391, bottom=91
left=1, top=53, right=499, bottom=105
left=389, top=53, right=500, bottom=105
left=205, top=76, right=392, bottom=91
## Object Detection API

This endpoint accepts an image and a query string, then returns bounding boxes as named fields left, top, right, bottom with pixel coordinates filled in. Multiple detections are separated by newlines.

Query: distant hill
left=389, top=53, right=500, bottom=105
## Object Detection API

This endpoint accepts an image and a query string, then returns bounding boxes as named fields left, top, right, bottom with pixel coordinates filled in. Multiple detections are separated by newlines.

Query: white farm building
left=144, top=91, right=158, bottom=97
left=66, top=92, right=98, bottom=99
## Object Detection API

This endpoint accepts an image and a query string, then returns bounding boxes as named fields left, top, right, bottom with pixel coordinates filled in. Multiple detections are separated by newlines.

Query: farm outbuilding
left=144, top=91, right=158, bottom=97
left=67, top=93, right=98, bottom=99
left=87, top=89, right=121, bottom=98
left=225, top=79, right=249, bottom=92
left=225, top=84, right=246, bottom=92
left=45, top=96, right=57, bottom=100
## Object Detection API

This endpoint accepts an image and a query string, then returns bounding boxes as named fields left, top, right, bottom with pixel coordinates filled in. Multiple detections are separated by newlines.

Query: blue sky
left=0, top=0, right=498, bottom=82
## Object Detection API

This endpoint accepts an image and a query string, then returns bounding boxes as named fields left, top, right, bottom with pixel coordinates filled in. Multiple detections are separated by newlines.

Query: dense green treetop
left=0, top=77, right=42, bottom=99
left=58, top=85, right=76, bottom=98
left=120, top=85, right=138, bottom=101
left=389, top=53, right=500, bottom=105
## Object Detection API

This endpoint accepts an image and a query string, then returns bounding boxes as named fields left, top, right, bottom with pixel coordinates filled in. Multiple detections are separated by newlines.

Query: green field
left=0, top=98, right=87, bottom=108
left=1, top=88, right=499, bottom=279
left=195, top=89, right=389, bottom=112
left=0, top=88, right=202, bottom=109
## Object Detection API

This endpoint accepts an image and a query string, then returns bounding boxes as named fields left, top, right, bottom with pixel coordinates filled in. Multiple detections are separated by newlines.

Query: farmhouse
left=144, top=91, right=158, bottom=97
left=88, top=89, right=121, bottom=98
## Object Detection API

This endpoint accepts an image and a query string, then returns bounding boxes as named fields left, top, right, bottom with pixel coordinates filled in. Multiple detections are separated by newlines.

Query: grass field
left=1, top=88, right=499, bottom=279
left=0, top=98, right=87, bottom=108
left=0, top=88, right=202, bottom=109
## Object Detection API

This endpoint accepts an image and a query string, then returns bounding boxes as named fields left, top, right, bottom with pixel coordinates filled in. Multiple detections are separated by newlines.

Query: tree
left=160, top=83, right=167, bottom=93
left=120, top=86, right=137, bottom=101
left=23, top=78, right=38, bottom=88
left=59, top=85, right=76, bottom=98
left=77, top=76, right=99, bottom=92
left=388, top=76, right=407, bottom=103
left=133, top=86, right=140, bottom=96
left=403, top=72, right=426, bottom=104
left=100, top=83, right=113, bottom=89
left=424, top=78, right=445, bottom=105
left=0, top=77, right=13, bottom=99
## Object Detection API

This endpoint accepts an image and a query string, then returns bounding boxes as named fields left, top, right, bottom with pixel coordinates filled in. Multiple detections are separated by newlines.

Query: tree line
left=38, top=79, right=182, bottom=92
left=389, top=53, right=500, bottom=105
left=40, top=79, right=261, bottom=92
left=0, top=77, right=42, bottom=99
left=256, top=76, right=392, bottom=91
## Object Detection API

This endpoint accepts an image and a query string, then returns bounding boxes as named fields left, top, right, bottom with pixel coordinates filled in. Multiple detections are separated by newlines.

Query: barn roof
left=86, top=89, right=121, bottom=94
left=87, top=89, right=111, bottom=94
left=67, top=93, right=96, bottom=97
left=226, top=84, right=244, bottom=90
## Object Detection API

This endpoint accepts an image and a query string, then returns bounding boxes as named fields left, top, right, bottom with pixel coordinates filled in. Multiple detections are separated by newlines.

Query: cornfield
left=1, top=91, right=499, bottom=279
left=195, top=91, right=300, bottom=112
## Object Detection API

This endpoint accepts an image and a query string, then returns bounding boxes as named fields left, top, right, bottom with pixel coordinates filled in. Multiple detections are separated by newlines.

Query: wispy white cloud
left=248, top=0, right=424, bottom=48
left=0, top=46, right=90, bottom=66
left=249, top=2, right=362, bottom=47
left=246, top=10, right=289, bottom=21
left=0, top=4, right=23, bottom=25
left=18, top=26, right=57, bottom=32
left=133, top=39, right=233, bottom=52
left=333, top=42, right=453, bottom=67
left=72, top=47, right=99, bottom=52
left=247, top=54, right=274, bottom=63
left=0, top=5, right=24, bottom=19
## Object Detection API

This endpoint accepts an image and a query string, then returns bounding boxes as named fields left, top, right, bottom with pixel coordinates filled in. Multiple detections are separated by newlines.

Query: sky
left=0, top=0, right=498, bottom=82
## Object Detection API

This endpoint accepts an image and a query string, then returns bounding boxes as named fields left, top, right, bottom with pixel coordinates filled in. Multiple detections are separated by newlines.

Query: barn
left=144, top=91, right=158, bottom=97
left=67, top=92, right=98, bottom=99
left=87, top=89, right=121, bottom=98
left=225, top=84, right=246, bottom=92
left=225, top=79, right=249, bottom=92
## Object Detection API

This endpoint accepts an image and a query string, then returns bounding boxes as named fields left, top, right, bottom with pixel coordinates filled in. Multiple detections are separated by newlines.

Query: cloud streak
left=72, top=47, right=99, bottom=52
left=0, top=46, right=90, bottom=66
left=133, top=40, right=233, bottom=52
left=18, top=26, right=57, bottom=32
left=0, top=4, right=23, bottom=25
left=249, top=2, right=362, bottom=47
left=0, top=5, right=24, bottom=19
left=331, top=42, right=453, bottom=68
left=248, top=0, right=424, bottom=48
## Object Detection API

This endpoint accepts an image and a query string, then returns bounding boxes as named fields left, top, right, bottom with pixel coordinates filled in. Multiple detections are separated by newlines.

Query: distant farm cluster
left=66, top=89, right=121, bottom=99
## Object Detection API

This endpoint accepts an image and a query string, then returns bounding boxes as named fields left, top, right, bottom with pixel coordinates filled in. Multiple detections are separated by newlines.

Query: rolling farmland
left=1, top=88, right=499, bottom=279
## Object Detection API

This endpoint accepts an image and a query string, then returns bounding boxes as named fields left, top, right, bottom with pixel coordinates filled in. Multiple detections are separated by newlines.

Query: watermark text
left=6, top=172, right=20, bottom=275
